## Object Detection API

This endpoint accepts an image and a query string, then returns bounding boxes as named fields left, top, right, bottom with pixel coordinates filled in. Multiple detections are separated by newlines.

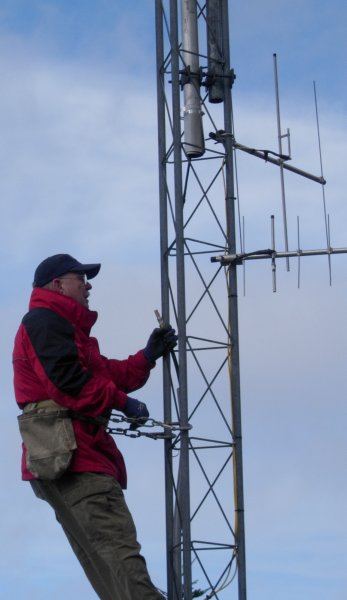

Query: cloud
left=0, top=52, right=158, bottom=267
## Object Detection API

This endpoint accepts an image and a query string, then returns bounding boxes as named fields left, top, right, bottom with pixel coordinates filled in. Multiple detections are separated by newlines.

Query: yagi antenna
left=212, top=53, right=347, bottom=291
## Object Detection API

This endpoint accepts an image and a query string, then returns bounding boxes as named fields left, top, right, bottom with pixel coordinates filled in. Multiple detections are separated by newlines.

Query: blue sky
left=0, top=1, right=346, bottom=599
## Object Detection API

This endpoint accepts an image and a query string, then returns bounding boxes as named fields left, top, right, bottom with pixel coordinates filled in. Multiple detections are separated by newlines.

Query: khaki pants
left=31, top=472, right=164, bottom=600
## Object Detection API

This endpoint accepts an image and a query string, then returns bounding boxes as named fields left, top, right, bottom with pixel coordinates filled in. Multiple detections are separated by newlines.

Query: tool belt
left=18, top=399, right=77, bottom=481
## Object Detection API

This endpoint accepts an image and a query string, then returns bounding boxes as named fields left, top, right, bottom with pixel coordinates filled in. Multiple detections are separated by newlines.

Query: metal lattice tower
left=155, top=1, right=246, bottom=598
left=155, top=1, right=347, bottom=599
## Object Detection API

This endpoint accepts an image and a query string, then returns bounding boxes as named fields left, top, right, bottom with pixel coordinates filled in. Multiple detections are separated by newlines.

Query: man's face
left=56, top=272, right=92, bottom=308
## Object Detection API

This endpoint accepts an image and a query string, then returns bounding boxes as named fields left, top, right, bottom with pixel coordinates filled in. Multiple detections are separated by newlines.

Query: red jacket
left=13, top=287, right=154, bottom=488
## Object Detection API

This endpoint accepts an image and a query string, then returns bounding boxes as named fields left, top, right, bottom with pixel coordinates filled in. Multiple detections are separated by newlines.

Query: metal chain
left=106, top=412, right=191, bottom=440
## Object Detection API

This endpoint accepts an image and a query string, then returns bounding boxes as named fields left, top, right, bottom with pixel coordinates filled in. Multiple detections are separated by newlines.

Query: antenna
left=181, top=0, right=205, bottom=157
left=206, top=0, right=224, bottom=103
left=212, top=54, right=347, bottom=287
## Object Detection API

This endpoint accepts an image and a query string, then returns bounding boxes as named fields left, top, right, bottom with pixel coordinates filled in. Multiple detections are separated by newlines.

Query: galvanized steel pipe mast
left=155, top=1, right=246, bottom=599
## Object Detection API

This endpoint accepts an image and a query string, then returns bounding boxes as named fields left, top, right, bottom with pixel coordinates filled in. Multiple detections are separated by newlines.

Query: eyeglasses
left=59, top=274, right=87, bottom=284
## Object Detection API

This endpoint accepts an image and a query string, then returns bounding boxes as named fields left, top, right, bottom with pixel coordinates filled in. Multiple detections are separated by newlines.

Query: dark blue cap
left=33, top=254, right=101, bottom=287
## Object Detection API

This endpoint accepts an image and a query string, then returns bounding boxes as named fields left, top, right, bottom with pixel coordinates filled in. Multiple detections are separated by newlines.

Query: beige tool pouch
left=17, top=399, right=77, bottom=480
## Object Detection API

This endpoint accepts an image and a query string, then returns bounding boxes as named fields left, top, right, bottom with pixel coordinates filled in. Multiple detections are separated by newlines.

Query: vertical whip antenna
left=313, top=80, right=332, bottom=285
left=273, top=53, right=290, bottom=272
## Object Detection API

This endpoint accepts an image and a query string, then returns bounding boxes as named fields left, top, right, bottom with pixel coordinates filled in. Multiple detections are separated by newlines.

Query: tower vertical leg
left=221, top=4, right=247, bottom=598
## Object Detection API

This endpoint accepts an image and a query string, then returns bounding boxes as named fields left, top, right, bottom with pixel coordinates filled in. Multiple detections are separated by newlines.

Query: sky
left=0, top=1, right=346, bottom=599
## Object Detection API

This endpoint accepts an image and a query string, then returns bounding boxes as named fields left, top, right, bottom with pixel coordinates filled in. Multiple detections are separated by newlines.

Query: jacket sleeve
left=20, top=308, right=129, bottom=416
left=103, top=350, right=154, bottom=394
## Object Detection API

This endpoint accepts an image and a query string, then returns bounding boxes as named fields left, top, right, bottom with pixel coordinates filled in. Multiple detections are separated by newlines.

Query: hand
left=123, top=396, right=149, bottom=430
left=144, top=325, right=178, bottom=363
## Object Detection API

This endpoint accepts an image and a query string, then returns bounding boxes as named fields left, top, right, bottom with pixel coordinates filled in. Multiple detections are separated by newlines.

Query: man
left=13, top=253, right=177, bottom=600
